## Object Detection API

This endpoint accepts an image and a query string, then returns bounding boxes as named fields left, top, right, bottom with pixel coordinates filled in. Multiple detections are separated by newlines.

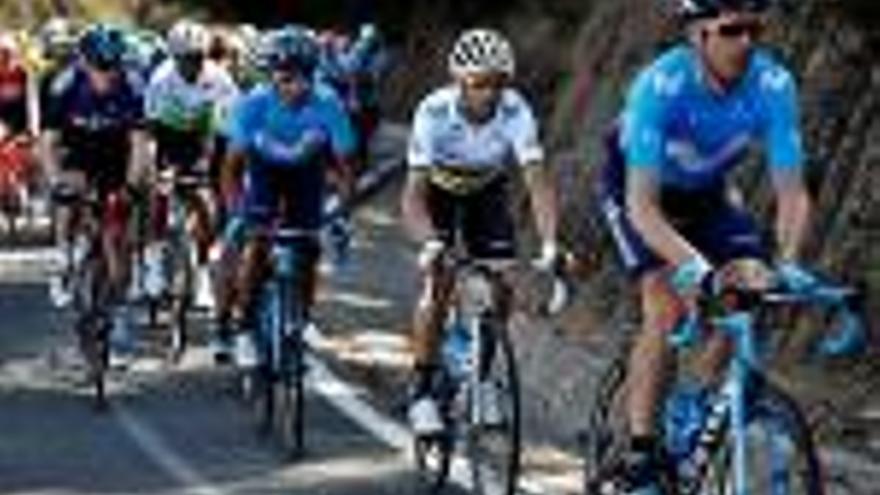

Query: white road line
left=114, top=405, right=231, bottom=495
left=305, top=329, right=550, bottom=495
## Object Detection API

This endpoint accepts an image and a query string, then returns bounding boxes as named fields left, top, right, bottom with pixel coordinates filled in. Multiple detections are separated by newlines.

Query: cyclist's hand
left=532, top=240, right=561, bottom=272
left=297, top=128, right=328, bottom=158
left=669, top=255, right=713, bottom=300
left=775, top=261, right=820, bottom=294
left=417, top=238, right=445, bottom=271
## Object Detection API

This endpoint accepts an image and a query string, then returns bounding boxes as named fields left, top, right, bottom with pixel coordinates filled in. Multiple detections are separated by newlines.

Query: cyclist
left=218, top=25, right=356, bottom=366
left=0, top=33, right=36, bottom=214
left=402, top=28, right=559, bottom=435
left=143, top=20, right=239, bottom=309
left=596, top=0, right=814, bottom=492
left=317, top=23, right=388, bottom=171
left=42, top=24, right=148, bottom=363
left=0, top=33, right=31, bottom=137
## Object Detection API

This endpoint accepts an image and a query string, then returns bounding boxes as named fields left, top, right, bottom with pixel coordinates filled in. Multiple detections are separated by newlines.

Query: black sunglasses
left=716, top=21, right=764, bottom=39
left=273, top=70, right=308, bottom=85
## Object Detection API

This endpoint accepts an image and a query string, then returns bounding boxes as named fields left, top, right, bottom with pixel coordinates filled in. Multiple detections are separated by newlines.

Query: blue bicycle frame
left=668, top=275, right=863, bottom=495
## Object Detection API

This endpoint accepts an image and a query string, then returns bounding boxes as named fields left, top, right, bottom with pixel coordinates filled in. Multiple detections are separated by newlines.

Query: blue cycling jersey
left=620, top=45, right=803, bottom=191
left=227, top=82, right=356, bottom=166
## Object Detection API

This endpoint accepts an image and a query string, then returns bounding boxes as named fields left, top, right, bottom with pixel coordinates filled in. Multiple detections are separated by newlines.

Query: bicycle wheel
left=166, top=237, right=193, bottom=363
left=76, top=254, right=111, bottom=412
left=708, top=375, right=824, bottom=495
left=464, top=320, right=521, bottom=495
left=582, top=342, right=631, bottom=493
left=276, top=282, right=307, bottom=459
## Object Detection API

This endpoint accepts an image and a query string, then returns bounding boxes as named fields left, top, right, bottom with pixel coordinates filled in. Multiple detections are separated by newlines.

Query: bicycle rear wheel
left=708, top=375, right=824, bottom=495
left=464, top=320, right=521, bottom=495
left=582, top=337, right=631, bottom=492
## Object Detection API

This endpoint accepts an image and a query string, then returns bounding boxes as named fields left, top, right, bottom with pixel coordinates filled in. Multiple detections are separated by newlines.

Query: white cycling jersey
left=144, top=58, right=240, bottom=135
left=407, top=85, right=544, bottom=189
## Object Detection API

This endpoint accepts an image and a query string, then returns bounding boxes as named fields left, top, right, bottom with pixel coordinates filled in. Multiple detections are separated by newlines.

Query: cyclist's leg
left=234, top=230, right=271, bottom=325
left=408, top=183, right=456, bottom=434
left=461, top=177, right=517, bottom=380
left=276, top=166, right=323, bottom=322
left=599, top=191, right=681, bottom=490
left=688, top=205, right=772, bottom=383
left=48, top=155, right=88, bottom=306
left=230, top=163, right=277, bottom=365
left=411, top=182, right=455, bottom=386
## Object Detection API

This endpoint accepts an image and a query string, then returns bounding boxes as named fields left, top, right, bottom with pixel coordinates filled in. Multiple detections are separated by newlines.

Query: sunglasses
left=273, top=71, right=307, bottom=85
left=715, top=21, right=764, bottom=39
left=462, top=75, right=505, bottom=92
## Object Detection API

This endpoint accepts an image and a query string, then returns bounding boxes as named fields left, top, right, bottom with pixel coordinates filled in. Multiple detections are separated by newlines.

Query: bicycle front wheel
left=707, top=375, right=824, bottom=495
left=464, top=320, right=521, bottom=495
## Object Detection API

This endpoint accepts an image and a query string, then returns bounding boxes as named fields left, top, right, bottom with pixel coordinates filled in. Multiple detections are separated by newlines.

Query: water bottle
left=663, top=383, right=709, bottom=462
left=442, top=314, right=472, bottom=381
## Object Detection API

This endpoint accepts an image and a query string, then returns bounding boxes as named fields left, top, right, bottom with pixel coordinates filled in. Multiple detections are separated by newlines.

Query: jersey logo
left=651, top=70, right=685, bottom=97
left=760, top=67, right=791, bottom=93
left=50, top=67, right=77, bottom=97
left=666, top=133, right=751, bottom=174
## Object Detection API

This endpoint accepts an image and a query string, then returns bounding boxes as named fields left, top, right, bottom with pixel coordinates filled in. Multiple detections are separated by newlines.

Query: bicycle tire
left=79, top=252, right=111, bottom=412
left=465, top=319, right=522, bottom=495
left=707, top=374, right=824, bottom=495
left=167, top=236, right=193, bottom=363
left=582, top=338, right=631, bottom=491
left=276, top=281, right=307, bottom=459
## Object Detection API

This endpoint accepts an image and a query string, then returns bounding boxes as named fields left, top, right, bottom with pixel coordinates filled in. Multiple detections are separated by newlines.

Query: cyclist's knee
left=720, top=258, right=773, bottom=291
left=417, top=269, right=453, bottom=313
left=639, top=270, right=684, bottom=335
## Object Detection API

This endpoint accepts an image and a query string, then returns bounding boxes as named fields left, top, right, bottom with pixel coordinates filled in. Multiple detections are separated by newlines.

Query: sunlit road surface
left=0, top=247, right=480, bottom=495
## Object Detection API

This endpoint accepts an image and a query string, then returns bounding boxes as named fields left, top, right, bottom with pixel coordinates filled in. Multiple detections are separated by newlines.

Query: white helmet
left=167, top=20, right=209, bottom=56
left=0, top=32, right=17, bottom=54
left=448, top=28, right=515, bottom=78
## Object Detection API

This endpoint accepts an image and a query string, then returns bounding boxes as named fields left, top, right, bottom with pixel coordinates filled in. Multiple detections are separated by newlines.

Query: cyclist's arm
left=522, top=163, right=558, bottom=247
left=221, top=148, right=246, bottom=210
left=128, top=128, right=152, bottom=186
left=763, top=66, right=809, bottom=263
left=401, top=168, right=436, bottom=244
left=773, top=169, right=810, bottom=263
left=623, top=67, right=704, bottom=269
left=627, top=167, right=702, bottom=267
left=39, top=129, right=61, bottom=184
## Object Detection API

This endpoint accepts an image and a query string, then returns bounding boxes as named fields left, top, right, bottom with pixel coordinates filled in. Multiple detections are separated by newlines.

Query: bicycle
left=414, top=244, right=572, bottom=495
left=582, top=273, right=867, bottom=495
left=239, top=226, right=317, bottom=460
left=144, top=168, right=212, bottom=363
left=53, top=186, right=120, bottom=411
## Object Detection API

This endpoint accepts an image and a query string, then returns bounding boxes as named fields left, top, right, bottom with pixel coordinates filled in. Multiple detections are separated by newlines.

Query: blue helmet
left=675, top=0, right=771, bottom=19
left=262, top=26, right=319, bottom=76
left=78, top=24, right=126, bottom=69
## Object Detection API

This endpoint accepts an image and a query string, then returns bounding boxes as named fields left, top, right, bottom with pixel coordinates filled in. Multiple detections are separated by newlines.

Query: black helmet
left=674, top=0, right=771, bottom=20
left=78, top=24, right=126, bottom=69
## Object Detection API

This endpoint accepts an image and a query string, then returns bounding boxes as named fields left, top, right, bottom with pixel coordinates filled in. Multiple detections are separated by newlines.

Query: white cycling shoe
left=408, top=396, right=444, bottom=436
left=233, top=333, right=259, bottom=369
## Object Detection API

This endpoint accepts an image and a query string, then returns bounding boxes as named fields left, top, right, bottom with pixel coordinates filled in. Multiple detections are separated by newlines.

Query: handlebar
left=670, top=274, right=866, bottom=356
